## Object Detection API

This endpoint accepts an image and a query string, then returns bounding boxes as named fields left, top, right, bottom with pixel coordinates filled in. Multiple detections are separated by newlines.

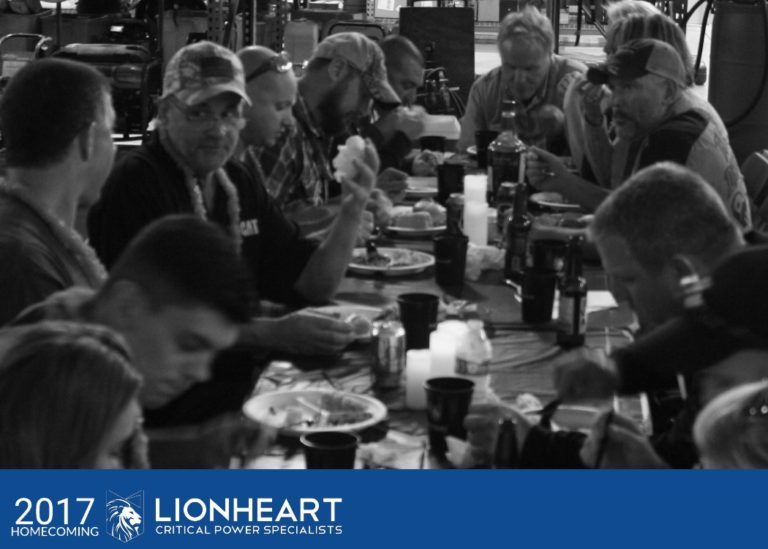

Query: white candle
left=405, top=349, right=431, bottom=410
left=430, top=329, right=457, bottom=378
left=463, top=174, right=487, bottom=204
left=463, top=200, right=488, bottom=246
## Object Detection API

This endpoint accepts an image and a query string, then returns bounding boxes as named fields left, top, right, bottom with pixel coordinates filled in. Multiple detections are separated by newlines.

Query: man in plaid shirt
left=253, top=33, right=400, bottom=217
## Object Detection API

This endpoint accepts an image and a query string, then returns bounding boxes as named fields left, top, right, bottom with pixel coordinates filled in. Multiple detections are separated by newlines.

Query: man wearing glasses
left=89, top=41, right=379, bottom=355
left=253, top=32, right=400, bottom=215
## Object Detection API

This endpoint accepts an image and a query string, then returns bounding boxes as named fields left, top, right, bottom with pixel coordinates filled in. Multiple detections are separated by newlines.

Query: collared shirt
left=254, top=94, right=335, bottom=211
left=457, top=54, right=586, bottom=151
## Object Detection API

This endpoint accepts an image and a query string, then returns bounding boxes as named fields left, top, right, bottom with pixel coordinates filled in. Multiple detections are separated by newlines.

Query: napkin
left=465, top=243, right=505, bottom=281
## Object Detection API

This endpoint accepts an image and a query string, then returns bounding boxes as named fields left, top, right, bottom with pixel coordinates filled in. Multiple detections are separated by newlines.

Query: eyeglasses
left=245, top=51, right=292, bottom=82
left=167, top=95, right=244, bottom=128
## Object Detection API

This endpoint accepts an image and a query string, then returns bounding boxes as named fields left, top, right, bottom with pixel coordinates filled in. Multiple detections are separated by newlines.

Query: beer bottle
left=504, top=184, right=531, bottom=286
left=556, top=235, right=588, bottom=348
left=487, top=100, right=527, bottom=204
left=493, top=418, right=519, bottom=468
left=445, top=193, right=465, bottom=236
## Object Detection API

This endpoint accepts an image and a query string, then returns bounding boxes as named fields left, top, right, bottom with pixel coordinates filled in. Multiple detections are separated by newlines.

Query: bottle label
left=455, top=358, right=490, bottom=376
left=557, top=296, right=586, bottom=335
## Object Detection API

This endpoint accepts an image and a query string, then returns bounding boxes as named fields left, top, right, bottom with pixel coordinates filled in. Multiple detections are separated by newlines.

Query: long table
left=244, top=230, right=634, bottom=469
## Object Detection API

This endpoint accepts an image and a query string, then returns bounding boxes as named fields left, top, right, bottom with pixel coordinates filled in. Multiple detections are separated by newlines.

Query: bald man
left=237, top=46, right=297, bottom=153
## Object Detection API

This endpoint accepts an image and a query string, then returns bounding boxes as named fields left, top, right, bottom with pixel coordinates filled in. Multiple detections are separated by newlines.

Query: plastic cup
left=397, top=293, right=439, bottom=350
left=433, top=234, right=468, bottom=289
left=300, top=431, right=360, bottom=469
left=424, top=377, right=475, bottom=456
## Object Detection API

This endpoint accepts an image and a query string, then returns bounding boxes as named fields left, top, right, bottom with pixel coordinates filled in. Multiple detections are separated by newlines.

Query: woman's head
left=694, top=379, right=768, bottom=468
left=0, top=322, right=145, bottom=469
left=604, top=13, right=694, bottom=86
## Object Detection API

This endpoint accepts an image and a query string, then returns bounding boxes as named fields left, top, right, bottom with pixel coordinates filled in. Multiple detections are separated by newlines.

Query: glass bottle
left=556, top=235, right=588, bottom=348
left=503, top=184, right=531, bottom=286
left=487, top=99, right=527, bottom=205
left=493, top=418, right=518, bottom=468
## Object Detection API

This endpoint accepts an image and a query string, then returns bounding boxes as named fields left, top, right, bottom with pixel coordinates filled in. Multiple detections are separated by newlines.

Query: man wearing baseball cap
left=254, top=32, right=399, bottom=213
left=526, top=38, right=751, bottom=230
left=89, top=41, right=379, bottom=356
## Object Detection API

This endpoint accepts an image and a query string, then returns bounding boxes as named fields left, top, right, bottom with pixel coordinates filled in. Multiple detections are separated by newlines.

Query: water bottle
left=455, top=320, right=493, bottom=403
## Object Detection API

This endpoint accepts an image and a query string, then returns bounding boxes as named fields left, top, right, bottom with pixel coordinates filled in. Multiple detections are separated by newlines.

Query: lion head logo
left=106, top=491, right=143, bottom=543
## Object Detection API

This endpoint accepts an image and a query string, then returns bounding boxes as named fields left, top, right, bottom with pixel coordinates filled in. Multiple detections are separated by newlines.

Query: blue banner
left=0, top=471, right=765, bottom=548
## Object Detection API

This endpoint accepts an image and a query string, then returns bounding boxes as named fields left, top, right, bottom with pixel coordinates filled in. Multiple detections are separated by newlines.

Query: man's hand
left=375, top=105, right=428, bottom=141
left=554, top=348, right=619, bottom=402
left=578, top=79, right=611, bottom=127
left=339, top=139, right=379, bottom=215
left=273, top=310, right=355, bottom=355
left=376, top=167, right=408, bottom=203
left=462, top=403, right=533, bottom=468
left=580, top=411, right=668, bottom=469
left=525, top=146, right=570, bottom=190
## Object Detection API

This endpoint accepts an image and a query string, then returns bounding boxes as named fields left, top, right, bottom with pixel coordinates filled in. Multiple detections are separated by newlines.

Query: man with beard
left=457, top=7, right=585, bottom=152
left=89, top=41, right=379, bottom=355
left=254, top=32, right=400, bottom=214
left=526, top=38, right=751, bottom=230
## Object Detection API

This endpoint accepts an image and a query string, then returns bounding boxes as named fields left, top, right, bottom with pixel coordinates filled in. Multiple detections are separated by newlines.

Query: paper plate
left=405, top=176, right=438, bottom=198
left=304, top=304, right=383, bottom=341
left=243, top=389, right=388, bottom=437
left=348, top=247, right=435, bottom=276
left=530, top=192, right=583, bottom=212
left=386, top=205, right=446, bottom=238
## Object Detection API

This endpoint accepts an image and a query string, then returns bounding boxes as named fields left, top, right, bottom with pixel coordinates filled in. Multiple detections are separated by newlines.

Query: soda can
left=370, top=320, right=406, bottom=389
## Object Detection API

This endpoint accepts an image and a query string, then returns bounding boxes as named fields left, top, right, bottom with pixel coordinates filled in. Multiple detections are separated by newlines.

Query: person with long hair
left=0, top=322, right=146, bottom=469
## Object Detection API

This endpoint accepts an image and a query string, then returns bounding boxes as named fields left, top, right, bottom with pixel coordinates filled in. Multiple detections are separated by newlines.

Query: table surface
left=244, top=226, right=635, bottom=469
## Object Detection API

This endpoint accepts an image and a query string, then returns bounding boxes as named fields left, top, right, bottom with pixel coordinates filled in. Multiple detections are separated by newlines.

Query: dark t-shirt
left=88, top=133, right=317, bottom=305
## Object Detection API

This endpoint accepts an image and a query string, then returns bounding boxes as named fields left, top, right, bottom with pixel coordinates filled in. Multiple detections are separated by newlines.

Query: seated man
left=0, top=59, right=115, bottom=325
left=528, top=38, right=751, bottom=230
left=457, top=7, right=586, bottom=152
left=577, top=245, right=768, bottom=468
left=361, top=35, right=430, bottom=176
left=15, top=215, right=255, bottom=467
left=464, top=162, right=748, bottom=469
left=470, top=244, right=768, bottom=469
left=253, top=32, right=400, bottom=213
left=89, top=41, right=379, bottom=355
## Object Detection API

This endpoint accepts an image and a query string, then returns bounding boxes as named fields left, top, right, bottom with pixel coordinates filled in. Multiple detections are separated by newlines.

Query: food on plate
left=345, top=313, right=373, bottom=338
left=351, top=248, right=420, bottom=268
left=392, top=211, right=434, bottom=229
left=332, top=135, right=366, bottom=182
left=533, top=191, right=568, bottom=204
left=265, top=393, right=375, bottom=429
left=412, top=149, right=444, bottom=176
left=413, top=198, right=447, bottom=225
left=390, top=199, right=447, bottom=229
left=535, top=213, right=589, bottom=230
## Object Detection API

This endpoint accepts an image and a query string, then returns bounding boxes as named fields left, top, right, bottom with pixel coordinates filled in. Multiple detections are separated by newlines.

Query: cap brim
left=587, top=63, right=648, bottom=86
left=166, top=83, right=252, bottom=107
left=613, top=316, right=742, bottom=389
left=363, top=73, right=401, bottom=107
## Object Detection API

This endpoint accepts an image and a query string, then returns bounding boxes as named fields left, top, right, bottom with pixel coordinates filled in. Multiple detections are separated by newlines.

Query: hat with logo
left=162, top=41, right=251, bottom=106
left=311, top=32, right=400, bottom=106
left=613, top=245, right=768, bottom=388
left=587, top=38, right=687, bottom=88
